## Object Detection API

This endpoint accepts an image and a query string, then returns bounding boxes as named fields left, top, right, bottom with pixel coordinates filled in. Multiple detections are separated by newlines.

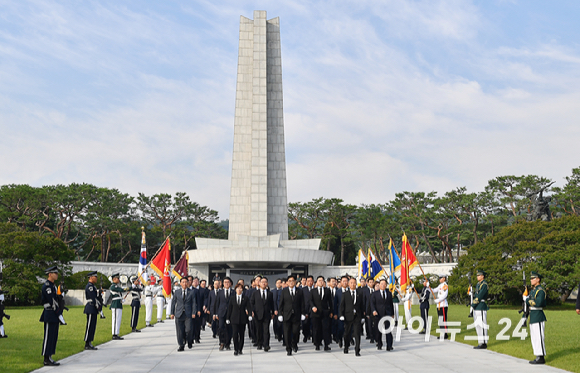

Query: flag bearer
left=432, top=274, right=449, bottom=339
left=110, top=273, right=125, bottom=340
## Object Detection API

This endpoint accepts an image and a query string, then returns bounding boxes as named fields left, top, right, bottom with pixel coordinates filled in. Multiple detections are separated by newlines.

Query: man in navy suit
left=340, top=278, right=365, bottom=356
left=272, top=278, right=284, bottom=342
left=333, top=275, right=349, bottom=348
left=206, top=279, right=221, bottom=338
left=214, top=276, right=234, bottom=350
left=278, top=274, right=304, bottom=356
left=170, top=277, right=196, bottom=351
left=251, top=276, right=274, bottom=351
left=371, top=278, right=395, bottom=351
left=310, top=276, right=332, bottom=351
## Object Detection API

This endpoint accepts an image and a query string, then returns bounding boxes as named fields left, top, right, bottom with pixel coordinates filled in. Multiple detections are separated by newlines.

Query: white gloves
left=248, top=316, right=253, bottom=321
left=361, top=318, right=365, bottom=324
left=339, top=316, right=344, bottom=321
left=226, top=320, right=230, bottom=325
left=301, top=315, right=306, bottom=321
left=278, top=316, right=283, bottom=322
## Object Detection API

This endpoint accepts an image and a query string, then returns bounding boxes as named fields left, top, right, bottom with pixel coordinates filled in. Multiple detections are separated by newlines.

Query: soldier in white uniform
left=156, top=280, right=165, bottom=323
left=144, top=280, right=155, bottom=327
left=401, top=284, right=413, bottom=329
left=432, top=274, right=449, bottom=339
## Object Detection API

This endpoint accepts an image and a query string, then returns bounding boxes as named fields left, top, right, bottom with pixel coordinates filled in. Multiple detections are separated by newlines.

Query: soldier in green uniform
left=525, top=271, right=546, bottom=365
left=110, top=273, right=125, bottom=340
left=471, top=269, right=488, bottom=349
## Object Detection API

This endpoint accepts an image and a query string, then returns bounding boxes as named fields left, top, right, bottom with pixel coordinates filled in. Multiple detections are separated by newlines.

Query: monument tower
left=189, top=11, right=332, bottom=283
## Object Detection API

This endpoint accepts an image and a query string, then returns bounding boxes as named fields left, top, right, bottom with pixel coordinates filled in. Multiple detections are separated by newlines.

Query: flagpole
left=405, top=234, right=439, bottom=308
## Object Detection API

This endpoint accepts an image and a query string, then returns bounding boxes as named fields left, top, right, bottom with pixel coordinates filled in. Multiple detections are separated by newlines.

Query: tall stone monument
left=189, top=11, right=333, bottom=282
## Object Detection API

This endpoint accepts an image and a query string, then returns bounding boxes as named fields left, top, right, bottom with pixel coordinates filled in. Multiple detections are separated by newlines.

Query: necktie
left=382, top=291, right=385, bottom=300
left=238, top=296, right=241, bottom=306
left=262, top=290, right=265, bottom=301
left=332, top=289, right=335, bottom=298
left=226, top=290, right=229, bottom=298
left=352, top=291, right=355, bottom=304
left=319, top=287, right=322, bottom=299
left=291, top=288, right=294, bottom=298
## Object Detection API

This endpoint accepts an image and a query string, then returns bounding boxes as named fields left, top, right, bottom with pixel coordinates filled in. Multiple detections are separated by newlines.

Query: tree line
left=289, top=168, right=580, bottom=266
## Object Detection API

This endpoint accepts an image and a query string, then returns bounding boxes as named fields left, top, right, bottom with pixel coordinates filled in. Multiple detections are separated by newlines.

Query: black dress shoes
left=234, top=350, right=239, bottom=356
left=264, top=346, right=270, bottom=352
left=219, top=343, right=224, bottom=351
left=44, top=357, right=60, bottom=366
left=474, top=344, right=487, bottom=349
left=85, top=342, right=98, bottom=350
left=112, top=335, right=124, bottom=340
left=188, top=343, right=193, bottom=349
left=293, top=346, right=298, bottom=353
left=132, top=328, right=141, bottom=333
left=287, top=351, right=292, bottom=356
left=355, top=350, right=361, bottom=356
left=315, top=345, right=320, bottom=351
left=529, top=356, right=545, bottom=365
left=324, top=346, right=331, bottom=351
left=343, top=348, right=348, bottom=354
left=178, top=346, right=184, bottom=352
left=387, top=347, right=394, bottom=351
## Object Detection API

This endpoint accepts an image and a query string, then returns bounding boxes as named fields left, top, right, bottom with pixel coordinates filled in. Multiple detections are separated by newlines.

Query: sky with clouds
left=1, top=0, right=579, bottom=220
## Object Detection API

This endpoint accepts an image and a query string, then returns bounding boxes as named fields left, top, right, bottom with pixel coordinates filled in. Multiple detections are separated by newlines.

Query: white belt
left=530, top=307, right=543, bottom=310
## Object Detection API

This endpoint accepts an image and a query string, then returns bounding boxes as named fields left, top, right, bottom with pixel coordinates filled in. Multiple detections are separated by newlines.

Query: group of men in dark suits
left=176, top=272, right=396, bottom=357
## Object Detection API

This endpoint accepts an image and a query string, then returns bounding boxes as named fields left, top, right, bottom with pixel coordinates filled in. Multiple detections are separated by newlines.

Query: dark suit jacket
left=273, top=288, right=282, bottom=311
left=171, top=287, right=195, bottom=318
left=361, top=286, right=371, bottom=314
left=214, top=288, right=234, bottom=318
left=370, top=289, right=394, bottom=318
left=310, top=287, right=332, bottom=318
left=227, top=294, right=250, bottom=325
left=333, top=287, right=346, bottom=316
left=278, top=287, right=304, bottom=322
left=576, top=282, right=580, bottom=310
left=207, top=288, right=219, bottom=315
left=192, top=287, right=202, bottom=313
left=251, top=289, right=274, bottom=320
left=340, top=288, right=364, bottom=321
left=302, top=287, right=312, bottom=315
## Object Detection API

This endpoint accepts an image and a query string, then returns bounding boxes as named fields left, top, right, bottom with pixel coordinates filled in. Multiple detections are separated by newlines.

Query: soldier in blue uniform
left=40, top=266, right=61, bottom=366
left=83, top=271, right=100, bottom=350
left=130, top=276, right=143, bottom=333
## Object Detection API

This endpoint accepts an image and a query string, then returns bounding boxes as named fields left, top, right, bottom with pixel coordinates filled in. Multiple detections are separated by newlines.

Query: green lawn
left=413, top=304, right=580, bottom=372
left=0, top=305, right=165, bottom=373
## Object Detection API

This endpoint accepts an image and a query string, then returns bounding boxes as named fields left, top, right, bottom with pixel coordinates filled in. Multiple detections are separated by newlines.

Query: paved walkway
left=34, top=320, right=567, bottom=373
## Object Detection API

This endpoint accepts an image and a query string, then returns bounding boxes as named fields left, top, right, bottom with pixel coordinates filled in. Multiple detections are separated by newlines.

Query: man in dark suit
left=171, top=277, right=196, bottom=351
left=251, top=276, right=274, bottom=351
left=278, top=274, right=304, bottom=356
left=226, top=283, right=250, bottom=356
left=191, top=277, right=203, bottom=343
left=200, top=279, right=209, bottom=331
left=362, top=278, right=376, bottom=343
left=272, top=278, right=284, bottom=342
left=207, top=279, right=221, bottom=338
left=340, top=278, right=364, bottom=356
left=333, top=275, right=349, bottom=348
left=310, top=276, right=332, bottom=351
left=214, top=276, right=234, bottom=350
left=419, top=279, right=431, bottom=334
left=371, top=278, right=395, bottom=351
left=301, top=275, right=314, bottom=343
left=246, top=275, right=260, bottom=345
left=327, top=277, right=338, bottom=342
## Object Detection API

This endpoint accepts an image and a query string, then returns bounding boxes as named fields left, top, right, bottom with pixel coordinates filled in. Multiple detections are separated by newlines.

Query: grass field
left=418, top=304, right=580, bottom=373
left=0, top=304, right=164, bottom=373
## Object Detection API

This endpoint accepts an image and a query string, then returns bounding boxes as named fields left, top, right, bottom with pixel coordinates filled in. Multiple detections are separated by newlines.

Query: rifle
left=97, top=275, right=106, bottom=318
left=518, top=270, right=529, bottom=327
left=467, top=272, right=473, bottom=317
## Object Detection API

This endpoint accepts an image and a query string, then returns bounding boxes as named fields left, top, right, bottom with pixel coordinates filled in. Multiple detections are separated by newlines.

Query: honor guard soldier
left=40, top=266, right=61, bottom=366
left=110, top=273, right=125, bottom=340
left=432, top=274, right=449, bottom=339
left=144, top=280, right=155, bottom=327
left=156, top=279, right=166, bottom=323
left=83, top=271, right=100, bottom=350
left=390, top=280, right=400, bottom=326
left=130, top=276, right=143, bottom=333
left=0, top=288, right=9, bottom=338
left=526, top=271, right=547, bottom=364
left=418, top=279, right=431, bottom=334
left=472, top=269, right=489, bottom=349
left=401, top=284, right=413, bottom=329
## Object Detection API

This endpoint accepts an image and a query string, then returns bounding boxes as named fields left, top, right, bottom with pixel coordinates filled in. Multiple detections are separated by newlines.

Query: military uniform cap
left=476, top=269, right=487, bottom=276
left=111, top=273, right=120, bottom=278
left=530, top=271, right=542, bottom=279
left=130, top=275, right=138, bottom=283
left=87, top=271, right=98, bottom=277
left=438, top=274, right=447, bottom=279
left=45, top=265, right=59, bottom=274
